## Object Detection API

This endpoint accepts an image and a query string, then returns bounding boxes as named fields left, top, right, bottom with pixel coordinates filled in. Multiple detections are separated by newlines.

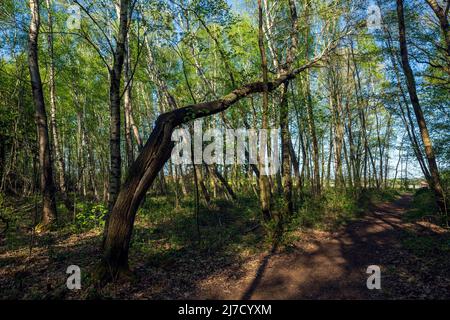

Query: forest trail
left=194, top=194, right=447, bottom=299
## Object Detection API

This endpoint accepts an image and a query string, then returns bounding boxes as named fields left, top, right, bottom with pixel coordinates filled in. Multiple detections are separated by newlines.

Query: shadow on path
left=197, top=194, right=449, bottom=299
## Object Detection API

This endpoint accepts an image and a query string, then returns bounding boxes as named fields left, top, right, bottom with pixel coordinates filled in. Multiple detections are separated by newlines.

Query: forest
left=0, top=0, right=449, bottom=300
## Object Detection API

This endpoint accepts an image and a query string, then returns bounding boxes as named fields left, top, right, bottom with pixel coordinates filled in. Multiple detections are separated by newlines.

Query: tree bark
left=425, top=0, right=450, bottom=59
left=45, top=0, right=73, bottom=211
left=257, top=0, right=273, bottom=221
left=277, top=0, right=299, bottom=215
left=124, top=31, right=135, bottom=167
left=28, top=0, right=57, bottom=227
left=98, top=44, right=333, bottom=280
left=280, top=84, right=293, bottom=214
left=303, top=0, right=320, bottom=195
left=382, top=26, right=432, bottom=180
left=105, top=0, right=130, bottom=227
left=397, top=0, right=447, bottom=214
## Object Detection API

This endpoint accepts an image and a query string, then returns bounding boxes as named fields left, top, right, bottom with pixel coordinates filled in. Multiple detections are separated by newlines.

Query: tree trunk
left=383, top=25, right=432, bottom=181
left=257, top=0, right=273, bottom=221
left=105, top=0, right=130, bottom=230
left=305, top=75, right=320, bottom=195
left=98, top=43, right=333, bottom=281
left=28, top=0, right=57, bottom=227
left=210, top=164, right=236, bottom=201
left=45, top=0, right=73, bottom=211
left=425, top=0, right=450, bottom=59
left=280, top=84, right=293, bottom=214
left=0, top=135, right=5, bottom=191
left=124, top=28, right=137, bottom=166
left=276, top=0, right=299, bottom=215
left=303, top=0, right=320, bottom=195
left=397, top=0, right=447, bottom=214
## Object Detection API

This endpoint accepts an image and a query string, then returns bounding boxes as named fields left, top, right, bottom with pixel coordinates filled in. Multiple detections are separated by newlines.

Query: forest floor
left=194, top=194, right=450, bottom=299
left=1, top=192, right=449, bottom=299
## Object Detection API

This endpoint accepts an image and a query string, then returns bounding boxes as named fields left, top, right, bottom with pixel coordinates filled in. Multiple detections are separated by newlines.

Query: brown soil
left=1, top=194, right=449, bottom=299
left=192, top=194, right=450, bottom=299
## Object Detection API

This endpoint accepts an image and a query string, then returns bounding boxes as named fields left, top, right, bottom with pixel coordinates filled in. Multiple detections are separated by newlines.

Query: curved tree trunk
left=99, top=45, right=334, bottom=281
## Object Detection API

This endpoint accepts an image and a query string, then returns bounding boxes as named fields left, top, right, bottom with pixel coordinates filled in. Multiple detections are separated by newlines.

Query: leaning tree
left=97, top=41, right=341, bottom=281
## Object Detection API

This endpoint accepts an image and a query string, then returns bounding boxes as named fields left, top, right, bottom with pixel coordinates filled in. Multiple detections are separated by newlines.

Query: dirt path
left=193, top=194, right=449, bottom=299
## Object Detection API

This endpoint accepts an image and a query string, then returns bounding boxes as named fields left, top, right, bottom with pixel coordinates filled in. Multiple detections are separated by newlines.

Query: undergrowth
left=1, top=187, right=405, bottom=255
left=269, top=188, right=402, bottom=246
left=380, top=186, right=450, bottom=272
left=405, top=188, right=448, bottom=226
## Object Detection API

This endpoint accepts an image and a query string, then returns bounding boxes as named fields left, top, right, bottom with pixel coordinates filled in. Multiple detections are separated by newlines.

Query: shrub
left=0, top=193, right=14, bottom=233
left=405, top=188, right=441, bottom=223
left=74, top=203, right=107, bottom=231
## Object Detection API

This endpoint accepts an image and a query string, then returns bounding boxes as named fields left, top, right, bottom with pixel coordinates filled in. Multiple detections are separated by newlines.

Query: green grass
left=358, top=188, right=401, bottom=209
left=401, top=187, right=450, bottom=257
left=402, top=233, right=450, bottom=257
left=278, top=188, right=398, bottom=247
left=404, top=188, right=444, bottom=224
left=290, top=188, right=400, bottom=231
left=129, top=193, right=266, bottom=264
left=0, top=186, right=410, bottom=267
